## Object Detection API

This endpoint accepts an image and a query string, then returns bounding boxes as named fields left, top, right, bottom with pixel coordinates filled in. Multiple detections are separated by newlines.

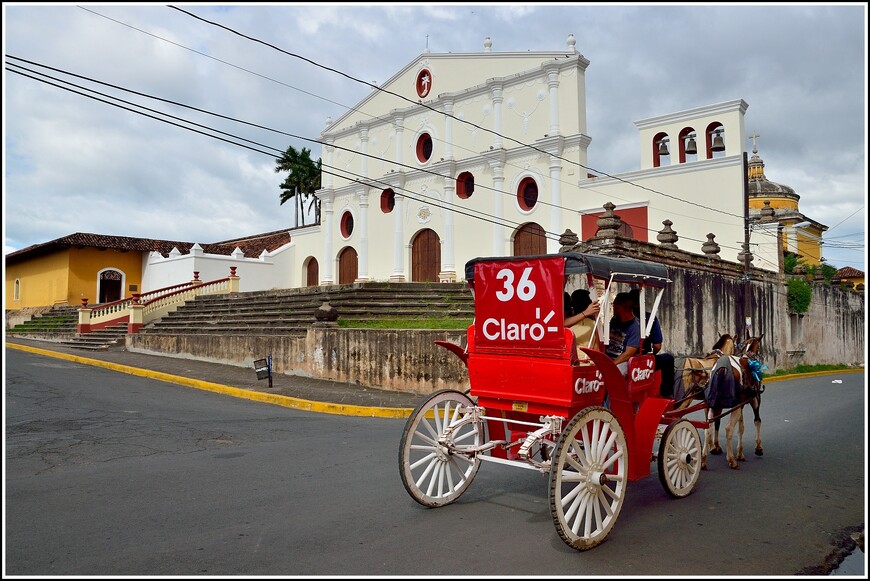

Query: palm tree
left=275, top=146, right=322, bottom=227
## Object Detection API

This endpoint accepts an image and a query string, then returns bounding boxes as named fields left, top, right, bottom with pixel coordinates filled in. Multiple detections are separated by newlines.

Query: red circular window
left=456, top=172, right=474, bottom=199
left=340, top=211, right=354, bottom=238
left=517, top=177, right=538, bottom=211
left=415, top=68, right=432, bottom=98
left=380, top=189, right=395, bottom=213
left=416, top=133, right=433, bottom=163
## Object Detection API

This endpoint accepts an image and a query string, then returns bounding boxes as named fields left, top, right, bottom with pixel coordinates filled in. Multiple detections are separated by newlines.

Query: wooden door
left=412, top=229, right=440, bottom=282
left=306, top=258, right=319, bottom=286
left=338, top=247, right=358, bottom=284
left=513, top=222, right=546, bottom=256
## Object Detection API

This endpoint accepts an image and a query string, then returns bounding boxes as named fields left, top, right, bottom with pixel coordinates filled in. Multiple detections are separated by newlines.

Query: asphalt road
left=4, top=347, right=865, bottom=576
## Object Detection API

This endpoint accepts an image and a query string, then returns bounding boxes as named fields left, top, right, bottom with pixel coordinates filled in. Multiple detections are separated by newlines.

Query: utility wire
left=8, top=55, right=745, bottom=253
left=77, top=6, right=831, bottom=257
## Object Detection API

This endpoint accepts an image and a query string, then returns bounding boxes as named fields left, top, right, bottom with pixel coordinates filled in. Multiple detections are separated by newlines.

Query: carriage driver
left=605, top=292, right=642, bottom=376
left=627, top=288, right=676, bottom=397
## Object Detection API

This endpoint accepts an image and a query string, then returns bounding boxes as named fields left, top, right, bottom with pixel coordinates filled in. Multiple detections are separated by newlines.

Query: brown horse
left=675, top=333, right=736, bottom=411
left=703, top=333, right=765, bottom=470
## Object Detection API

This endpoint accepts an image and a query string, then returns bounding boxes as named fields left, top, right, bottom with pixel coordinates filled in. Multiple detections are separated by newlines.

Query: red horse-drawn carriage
left=399, top=252, right=716, bottom=550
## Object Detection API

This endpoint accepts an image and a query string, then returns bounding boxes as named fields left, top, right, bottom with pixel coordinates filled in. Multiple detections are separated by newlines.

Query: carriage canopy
left=464, top=252, right=671, bottom=287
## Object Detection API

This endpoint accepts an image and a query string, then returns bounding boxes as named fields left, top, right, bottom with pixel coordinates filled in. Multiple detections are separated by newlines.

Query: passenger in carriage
left=605, top=292, right=642, bottom=376
left=564, top=289, right=601, bottom=361
left=627, top=288, right=676, bottom=397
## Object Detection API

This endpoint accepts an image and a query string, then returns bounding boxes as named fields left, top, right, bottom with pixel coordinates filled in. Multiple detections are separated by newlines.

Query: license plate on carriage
left=512, top=401, right=529, bottom=412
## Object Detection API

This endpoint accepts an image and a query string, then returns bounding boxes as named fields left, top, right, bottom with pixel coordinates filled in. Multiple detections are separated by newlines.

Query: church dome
left=747, top=143, right=799, bottom=201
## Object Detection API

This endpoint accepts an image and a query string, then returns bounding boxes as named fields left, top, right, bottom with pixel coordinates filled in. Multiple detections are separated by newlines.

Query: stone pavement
left=5, top=337, right=425, bottom=418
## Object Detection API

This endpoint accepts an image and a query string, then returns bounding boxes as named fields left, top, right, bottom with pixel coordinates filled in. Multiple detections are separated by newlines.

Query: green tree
left=275, top=146, right=322, bottom=227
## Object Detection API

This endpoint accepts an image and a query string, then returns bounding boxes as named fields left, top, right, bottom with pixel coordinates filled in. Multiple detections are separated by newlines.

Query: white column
left=443, top=99, right=454, bottom=160
left=393, top=116, right=404, bottom=170
left=359, top=127, right=369, bottom=178
left=357, top=189, right=369, bottom=281
left=321, top=198, right=334, bottom=284
left=391, top=194, right=405, bottom=282
left=491, top=85, right=503, bottom=149
left=547, top=67, right=561, bottom=136
left=549, top=155, right=562, bottom=253
left=491, top=162, right=505, bottom=256
left=441, top=176, right=456, bottom=282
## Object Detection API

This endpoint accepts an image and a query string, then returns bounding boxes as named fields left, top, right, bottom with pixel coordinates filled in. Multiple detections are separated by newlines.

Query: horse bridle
left=736, top=338, right=765, bottom=394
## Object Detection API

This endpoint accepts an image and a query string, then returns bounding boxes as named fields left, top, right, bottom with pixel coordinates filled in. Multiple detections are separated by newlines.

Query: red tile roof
left=5, top=230, right=292, bottom=265
left=835, top=266, right=864, bottom=279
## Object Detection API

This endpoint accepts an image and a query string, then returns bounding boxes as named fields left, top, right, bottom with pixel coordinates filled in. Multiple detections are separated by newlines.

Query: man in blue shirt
left=605, top=292, right=641, bottom=375
left=628, top=288, right=675, bottom=397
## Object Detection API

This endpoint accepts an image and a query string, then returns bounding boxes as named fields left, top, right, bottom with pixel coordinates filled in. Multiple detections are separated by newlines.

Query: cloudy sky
left=3, top=3, right=867, bottom=270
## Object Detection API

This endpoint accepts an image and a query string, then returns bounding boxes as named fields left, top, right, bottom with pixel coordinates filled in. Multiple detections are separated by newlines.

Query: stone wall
left=126, top=218, right=864, bottom=396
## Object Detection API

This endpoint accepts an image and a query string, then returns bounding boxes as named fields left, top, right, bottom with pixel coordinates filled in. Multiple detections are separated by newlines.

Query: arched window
left=456, top=172, right=475, bottom=199
left=705, top=122, right=725, bottom=159
left=653, top=131, right=670, bottom=168
left=678, top=127, right=698, bottom=163
left=380, top=189, right=395, bottom=213
left=14, top=279, right=20, bottom=301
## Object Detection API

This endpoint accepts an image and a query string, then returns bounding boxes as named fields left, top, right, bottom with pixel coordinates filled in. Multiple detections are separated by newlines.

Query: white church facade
left=285, top=34, right=751, bottom=287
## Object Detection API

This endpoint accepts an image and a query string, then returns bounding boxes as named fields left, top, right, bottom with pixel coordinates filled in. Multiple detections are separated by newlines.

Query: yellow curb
left=762, top=368, right=865, bottom=383
left=6, top=342, right=415, bottom=419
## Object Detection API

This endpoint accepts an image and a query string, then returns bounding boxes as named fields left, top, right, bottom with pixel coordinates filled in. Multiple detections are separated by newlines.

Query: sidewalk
left=5, top=337, right=424, bottom=418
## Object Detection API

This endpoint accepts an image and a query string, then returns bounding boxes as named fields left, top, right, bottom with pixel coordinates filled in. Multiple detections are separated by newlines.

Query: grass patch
left=765, top=363, right=856, bottom=377
left=338, top=317, right=473, bottom=330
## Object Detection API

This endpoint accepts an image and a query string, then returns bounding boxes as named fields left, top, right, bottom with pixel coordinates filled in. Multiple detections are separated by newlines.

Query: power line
left=7, top=55, right=750, bottom=254
left=78, top=5, right=845, bottom=262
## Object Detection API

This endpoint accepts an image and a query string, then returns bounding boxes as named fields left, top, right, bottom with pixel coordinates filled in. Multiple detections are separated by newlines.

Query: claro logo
left=630, top=361, right=655, bottom=383
left=575, top=371, right=604, bottom=394
left=482, top=317, right=547, bottom=341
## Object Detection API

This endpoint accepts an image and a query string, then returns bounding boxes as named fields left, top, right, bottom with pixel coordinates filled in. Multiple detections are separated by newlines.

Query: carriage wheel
left=548, top=406, right=627, bottom=551
left=657, top=419, right=702, bottom=498
left=399, top=389, right=483, bottom=508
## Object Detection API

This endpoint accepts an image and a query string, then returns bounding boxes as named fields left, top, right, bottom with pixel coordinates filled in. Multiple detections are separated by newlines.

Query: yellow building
left=5, top=231, right=291, bottom=310
left=835, top=266, right=865, bottom=290
left=747, top=140, right=828, bottom=268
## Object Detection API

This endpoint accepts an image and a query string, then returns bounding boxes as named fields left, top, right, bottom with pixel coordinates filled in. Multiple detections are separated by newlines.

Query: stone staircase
left=139, top=282, right=475, bottom=338
left=6, top=305, right=78, bottom=340
left=7, top=305, right=132, bottom=351
left=58, top=324, right=130, bottom=351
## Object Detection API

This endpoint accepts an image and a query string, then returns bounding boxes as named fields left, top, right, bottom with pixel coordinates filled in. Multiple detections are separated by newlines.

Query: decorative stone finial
left=483, top=37, right=492, bottom=52
left=737, top=243, right=754, bottom=266
left=559, top=228, right=579, bottom=252
left=594, top=202, right=623, bottom=239
left=702, top=233, right=721, bottom=258
left=657, top=220, right=679, bottom=249
left=567, top=33, right=576, bottom=52
left=314, top=300, right=339, bottom=325
left=759, top=200, right=776, bottom=223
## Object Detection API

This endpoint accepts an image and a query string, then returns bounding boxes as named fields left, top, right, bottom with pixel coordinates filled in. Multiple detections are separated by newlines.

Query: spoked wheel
left=399, top=389, right=483, bottom=508
left=548, top=406, right=627, bottom=551
left=657, top=419, right=702, bottom=498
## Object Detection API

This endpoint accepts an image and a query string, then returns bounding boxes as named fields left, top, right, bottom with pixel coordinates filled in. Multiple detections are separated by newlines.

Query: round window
left=416, top=133, right=433, bottom=163
left=517, top=177, right=538, bottom=211
left=340, top=211, right=354, bottom=238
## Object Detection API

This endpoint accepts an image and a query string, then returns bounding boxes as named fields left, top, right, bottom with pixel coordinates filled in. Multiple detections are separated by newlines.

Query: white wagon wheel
left=657, top=419, right=702, bottom=498
left=548, top=406, right=627, bottom=550
left=398, top=389, right=483, bottom=508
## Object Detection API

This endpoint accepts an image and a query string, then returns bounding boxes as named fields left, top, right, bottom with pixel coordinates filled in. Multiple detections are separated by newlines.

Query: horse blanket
left=705, top=355, right=743, bottom=409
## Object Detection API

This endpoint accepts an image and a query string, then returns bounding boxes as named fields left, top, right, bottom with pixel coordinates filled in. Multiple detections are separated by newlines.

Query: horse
left=702, top=333, right=765, bottom=470
left=674, top=333, right=736, bottom=411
